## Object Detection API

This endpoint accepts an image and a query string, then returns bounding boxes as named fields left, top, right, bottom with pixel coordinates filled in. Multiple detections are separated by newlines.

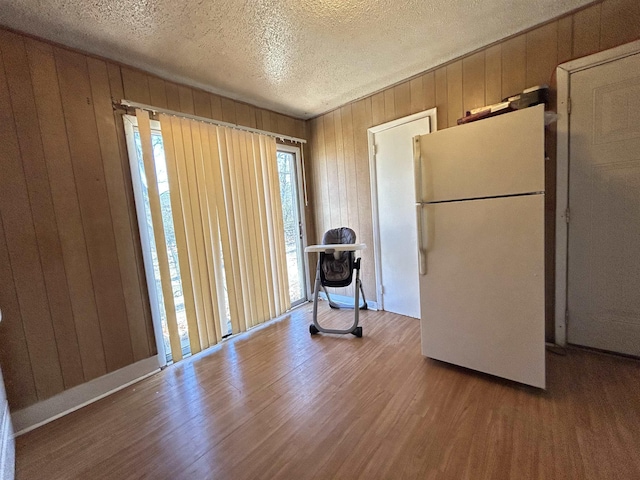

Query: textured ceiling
left=0, top=0, right=595, bottom=118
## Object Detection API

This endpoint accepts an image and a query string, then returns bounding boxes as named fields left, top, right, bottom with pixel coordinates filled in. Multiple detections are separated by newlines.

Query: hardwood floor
left=15, top=306, right=640, bottom=479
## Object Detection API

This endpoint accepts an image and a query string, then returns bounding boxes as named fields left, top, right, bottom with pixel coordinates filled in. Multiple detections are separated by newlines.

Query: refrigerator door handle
left=413, top=135, right=422, bottom=204
left=416, top=204, right=428, bottom=275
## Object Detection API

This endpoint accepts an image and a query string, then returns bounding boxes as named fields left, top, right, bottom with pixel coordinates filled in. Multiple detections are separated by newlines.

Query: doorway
left=556, top=41, right=640, bottom=355
left=277, top=145, right=309, bottom=306
left=368, top=110, right=436, bottom=318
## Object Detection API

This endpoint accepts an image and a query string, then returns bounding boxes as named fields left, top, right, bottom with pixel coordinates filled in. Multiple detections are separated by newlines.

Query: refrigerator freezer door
left=416, top=105, right=545, bottom=203
left=420, top=194, right=545, bottom=388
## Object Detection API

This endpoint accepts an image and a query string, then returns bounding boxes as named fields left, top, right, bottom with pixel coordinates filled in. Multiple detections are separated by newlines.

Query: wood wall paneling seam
left=106, top=62, right=156, bottom=358
left=54, top=46, right=134, bottom=373
left=0, top=211, right=38, bottom=408
left=1, top=32, right=81, bottom=392
left=24, top=38, right=91, bottom=385
left=87, top=57, right=142, bottom=363
left=0, top=37, right=66, bottom=400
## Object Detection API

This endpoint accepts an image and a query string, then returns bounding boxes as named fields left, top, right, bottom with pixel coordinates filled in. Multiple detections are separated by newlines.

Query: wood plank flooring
left=15, top=307, right=640, bottom=479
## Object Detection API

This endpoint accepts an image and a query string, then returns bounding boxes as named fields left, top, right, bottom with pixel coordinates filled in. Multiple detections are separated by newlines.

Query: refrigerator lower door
left=420, top=194, right=545, bottom=388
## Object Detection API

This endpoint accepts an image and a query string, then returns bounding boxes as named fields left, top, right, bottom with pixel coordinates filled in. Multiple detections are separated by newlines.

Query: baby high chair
left=305, top=227, right=367, bottom=337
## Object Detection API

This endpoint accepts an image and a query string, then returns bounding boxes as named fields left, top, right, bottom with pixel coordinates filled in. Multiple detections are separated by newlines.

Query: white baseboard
left=1, top=399, right=14, bottom=480
left=12, top=355, right=161, bottom=436
left=318, top=292, right=378, bottom=310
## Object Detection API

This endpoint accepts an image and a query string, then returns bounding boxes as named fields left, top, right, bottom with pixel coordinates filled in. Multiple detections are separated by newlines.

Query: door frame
left=122, top=114, right=168, bottom=368
left=367, top=108, right=437, bottom=309
left=276, top=143, right=311, bottom=303
left=555, top=39, right=640, bottom=346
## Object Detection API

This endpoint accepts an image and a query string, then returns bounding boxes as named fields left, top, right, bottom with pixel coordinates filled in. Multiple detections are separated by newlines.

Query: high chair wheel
left=309, top=324, right=319, bottom=335
left=352, top=327, right=362, bottom=338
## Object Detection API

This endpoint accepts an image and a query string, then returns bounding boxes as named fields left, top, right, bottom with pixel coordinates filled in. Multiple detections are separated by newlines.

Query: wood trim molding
left=11, top=356, right=161, bottom=435
left=555, top=67, right=570, bottom=347
left=559, top=38, right=640, bottom=72
left=0, top=311, right=16, bottom=480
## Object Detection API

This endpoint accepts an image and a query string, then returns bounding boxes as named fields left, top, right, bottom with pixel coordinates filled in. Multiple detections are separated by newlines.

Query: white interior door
left=372, top=114, right=432, bottom=318
left=567, top=53, right=640, bottom=356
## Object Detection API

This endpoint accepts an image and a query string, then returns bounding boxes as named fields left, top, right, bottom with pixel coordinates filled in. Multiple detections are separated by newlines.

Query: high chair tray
left=305, top=243, right=366, bottom=253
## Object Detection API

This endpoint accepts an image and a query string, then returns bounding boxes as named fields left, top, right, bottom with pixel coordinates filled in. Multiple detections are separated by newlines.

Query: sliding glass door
left=124, top=111, right=301, bottom=365
left=123, top=116, right=192, bottom=364
left=276, top=145, right=308, bottom=306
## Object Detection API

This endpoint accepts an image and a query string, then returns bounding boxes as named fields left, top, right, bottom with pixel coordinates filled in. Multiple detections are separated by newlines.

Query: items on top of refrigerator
left=457, top=85, right=548, bottom=125
left=506, top=84, right=549, bottom=110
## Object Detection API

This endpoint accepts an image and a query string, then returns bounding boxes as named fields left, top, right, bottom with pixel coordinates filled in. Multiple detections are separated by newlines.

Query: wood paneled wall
left=0, top=28, right=306, bottom=411
left=306, top=0, right=640, bottom=339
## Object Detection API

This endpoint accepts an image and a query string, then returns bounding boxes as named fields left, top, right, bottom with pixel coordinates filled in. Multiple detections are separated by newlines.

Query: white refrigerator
left=414, top=105, right=546, bottom=389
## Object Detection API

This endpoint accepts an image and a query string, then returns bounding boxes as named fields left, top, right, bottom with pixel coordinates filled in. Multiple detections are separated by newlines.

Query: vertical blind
left=136, top=109, right=290, bottom=362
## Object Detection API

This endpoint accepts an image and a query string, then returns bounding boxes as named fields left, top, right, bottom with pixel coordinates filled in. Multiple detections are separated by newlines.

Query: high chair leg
left=309, top=258, right=363, bottom=337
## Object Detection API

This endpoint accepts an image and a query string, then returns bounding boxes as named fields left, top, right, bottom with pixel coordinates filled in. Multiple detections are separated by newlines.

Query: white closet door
left=567, top=53, right=640, bottom=356
left=373, top=116, right=431, bottom=318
